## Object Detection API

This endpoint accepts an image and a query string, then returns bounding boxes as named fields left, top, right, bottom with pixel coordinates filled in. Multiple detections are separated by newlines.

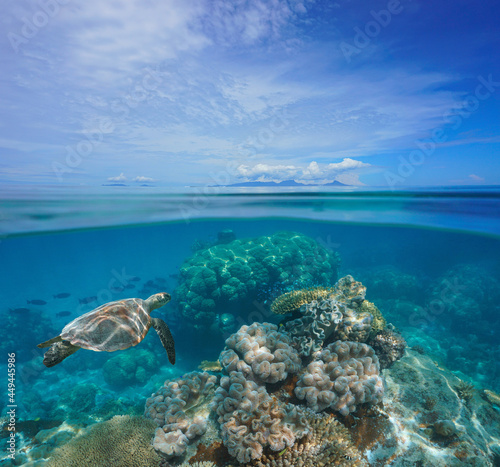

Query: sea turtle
left=37, top=292, right=175, bottom=368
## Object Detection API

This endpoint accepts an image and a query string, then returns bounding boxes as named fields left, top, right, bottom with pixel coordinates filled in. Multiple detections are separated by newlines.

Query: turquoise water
left=1, top=187, right=500, bottom=465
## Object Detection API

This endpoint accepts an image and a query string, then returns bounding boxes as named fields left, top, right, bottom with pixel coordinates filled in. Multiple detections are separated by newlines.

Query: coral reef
left=295, top=340, right=384, bottom=416
left=284, top=297, right=347, bottom=356
left=241, top=412, right=366, bottom=467
left=280, top=276, right=386, bottom=356
left=367, top=328, right=406, bottom=369
left=178, top=462, right=216, bottom=467
left=270, top=286, right=335, bottom=315
left=427, top=264, right=500, bottom=331
left=103, top=348, right=157, bottom=388
left=46, top=415, right=161, bottom=467
left=219, top=322, right=301, bottom=384
left=211, top=371, right=309, bottom=463
left=174, top=231, right=340, bottom=333
left=58, top=383, right=99, bottom=417
left=361, top=266, right=423, bottom=302
left=145, top=372, right=217, bottom=458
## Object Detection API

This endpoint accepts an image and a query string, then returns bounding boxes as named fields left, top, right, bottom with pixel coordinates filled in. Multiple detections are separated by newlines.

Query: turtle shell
left=61, top=298, right=151, bottom=352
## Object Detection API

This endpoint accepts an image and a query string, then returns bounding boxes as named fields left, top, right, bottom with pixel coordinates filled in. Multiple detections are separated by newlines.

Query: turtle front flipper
left=37, top=335, right=63, bottom=348
left=42, top=341, right=80, bottom=367
left=151, top=318, right=176, bottom=365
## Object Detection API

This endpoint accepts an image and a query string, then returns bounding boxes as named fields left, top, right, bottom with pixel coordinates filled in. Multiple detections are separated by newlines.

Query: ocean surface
left=1, top=186, right=500, bottom=465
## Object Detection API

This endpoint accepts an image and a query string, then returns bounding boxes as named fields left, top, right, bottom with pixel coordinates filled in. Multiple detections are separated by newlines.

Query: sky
left=1, top=0, right=499, bottom=187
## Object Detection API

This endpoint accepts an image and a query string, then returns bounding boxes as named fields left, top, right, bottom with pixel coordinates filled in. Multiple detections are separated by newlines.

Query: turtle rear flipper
left=38, top=335, right=63, bottom=348
left=42, top=341, right=80, bottom=367
left=151, top=318, right=176, bottom=365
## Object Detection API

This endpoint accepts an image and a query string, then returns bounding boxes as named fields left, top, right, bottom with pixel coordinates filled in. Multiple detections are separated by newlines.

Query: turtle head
left=147, top=292, right=171, bottom=312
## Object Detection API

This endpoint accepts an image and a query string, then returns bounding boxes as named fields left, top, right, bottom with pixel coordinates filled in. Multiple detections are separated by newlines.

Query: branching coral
left=455, top=380, right=475, bottom=403
left=219, top=322, right=301, bottom=384
left=295, top=341, right=384, bottom=416
left=211, top=371, right=309, bottom=464
left=145, top=371, right=217, bottom=458
left=174, top=231, right=340, bottom=333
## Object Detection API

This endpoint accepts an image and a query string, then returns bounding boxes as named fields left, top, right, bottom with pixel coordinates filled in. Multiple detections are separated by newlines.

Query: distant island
left=211, top=179, right=350, bottom=187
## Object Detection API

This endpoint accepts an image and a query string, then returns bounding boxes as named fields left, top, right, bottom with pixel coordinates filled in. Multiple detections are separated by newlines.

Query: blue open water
left=1, top=185, right=499, bottom=464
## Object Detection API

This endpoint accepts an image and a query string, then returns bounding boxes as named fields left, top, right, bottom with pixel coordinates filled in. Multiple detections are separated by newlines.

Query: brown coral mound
left=270, top=286, right=335, bottom=315
left=47, top=415, right=161, bottom=467
left=367, top=328, right=406, bottom=369
left=243, top=413, right=366, bottom=467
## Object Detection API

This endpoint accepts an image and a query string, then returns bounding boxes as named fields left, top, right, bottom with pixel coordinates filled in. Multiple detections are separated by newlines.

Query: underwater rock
left=174, top=231, right=340, bottom=334
left=434, top=419, right=461, bottom=437
left=295, top=340, right=384, bottom=416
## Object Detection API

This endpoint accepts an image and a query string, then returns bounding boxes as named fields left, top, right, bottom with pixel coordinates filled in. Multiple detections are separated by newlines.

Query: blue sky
left=1, top=0, right=499, bottom=187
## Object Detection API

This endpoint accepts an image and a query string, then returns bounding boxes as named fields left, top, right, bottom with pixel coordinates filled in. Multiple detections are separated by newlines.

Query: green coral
left=102, top=349, right=157, bottom=388
left=174, top=231, right=340, bottom=333
left=270, top=286, right=336, bottom=315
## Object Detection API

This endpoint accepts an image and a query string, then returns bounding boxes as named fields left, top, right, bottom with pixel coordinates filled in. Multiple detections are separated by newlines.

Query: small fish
left=53, top=293, right=71, bottom=299
left=27, top=299, right=47, bottom=305
left=168, top=274, right=179, bottom=279
left=130, top=276, right=141, bottom=282
left=124, top=284, right=136, bottom=289
left=56, top=311, right=71, bottom=318
left=110, top=286, right=124, bottom=293
left=10, top=308, right=30, bottom=313
left=79, top=296, right=97, bottom=304
left=145, top=280, right=155, bottom=286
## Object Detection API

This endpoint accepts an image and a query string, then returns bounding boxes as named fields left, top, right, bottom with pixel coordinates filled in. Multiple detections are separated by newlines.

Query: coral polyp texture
left=280, top=276, right=387, bottom=356
left=270, top=286, right=335, bottom=315
left=367, top=328, right=407, bottom=369
left=174, top=231, right=340, bottom=333
left=244, top=412, right=367, bottom=467
left=145, top=371, right=217, bottom=458
left=220, top=322, right=301, bottom=383
left=211, top=371, right=309, bottom=463
left=46, top=415, right=161, bottom=467
left=295, top=340, right=384, bottom=415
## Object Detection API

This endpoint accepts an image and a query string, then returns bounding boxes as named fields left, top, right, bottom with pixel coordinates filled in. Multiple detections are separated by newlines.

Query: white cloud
left=108, top=173, right=127, bottom=181
left=237, top=163, right=300, bottom=180
left=236, top=158, right=371, bottom=184
left=133, top=176, right=155, bottom=182
left=469, top=174, right=485, bottom=182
